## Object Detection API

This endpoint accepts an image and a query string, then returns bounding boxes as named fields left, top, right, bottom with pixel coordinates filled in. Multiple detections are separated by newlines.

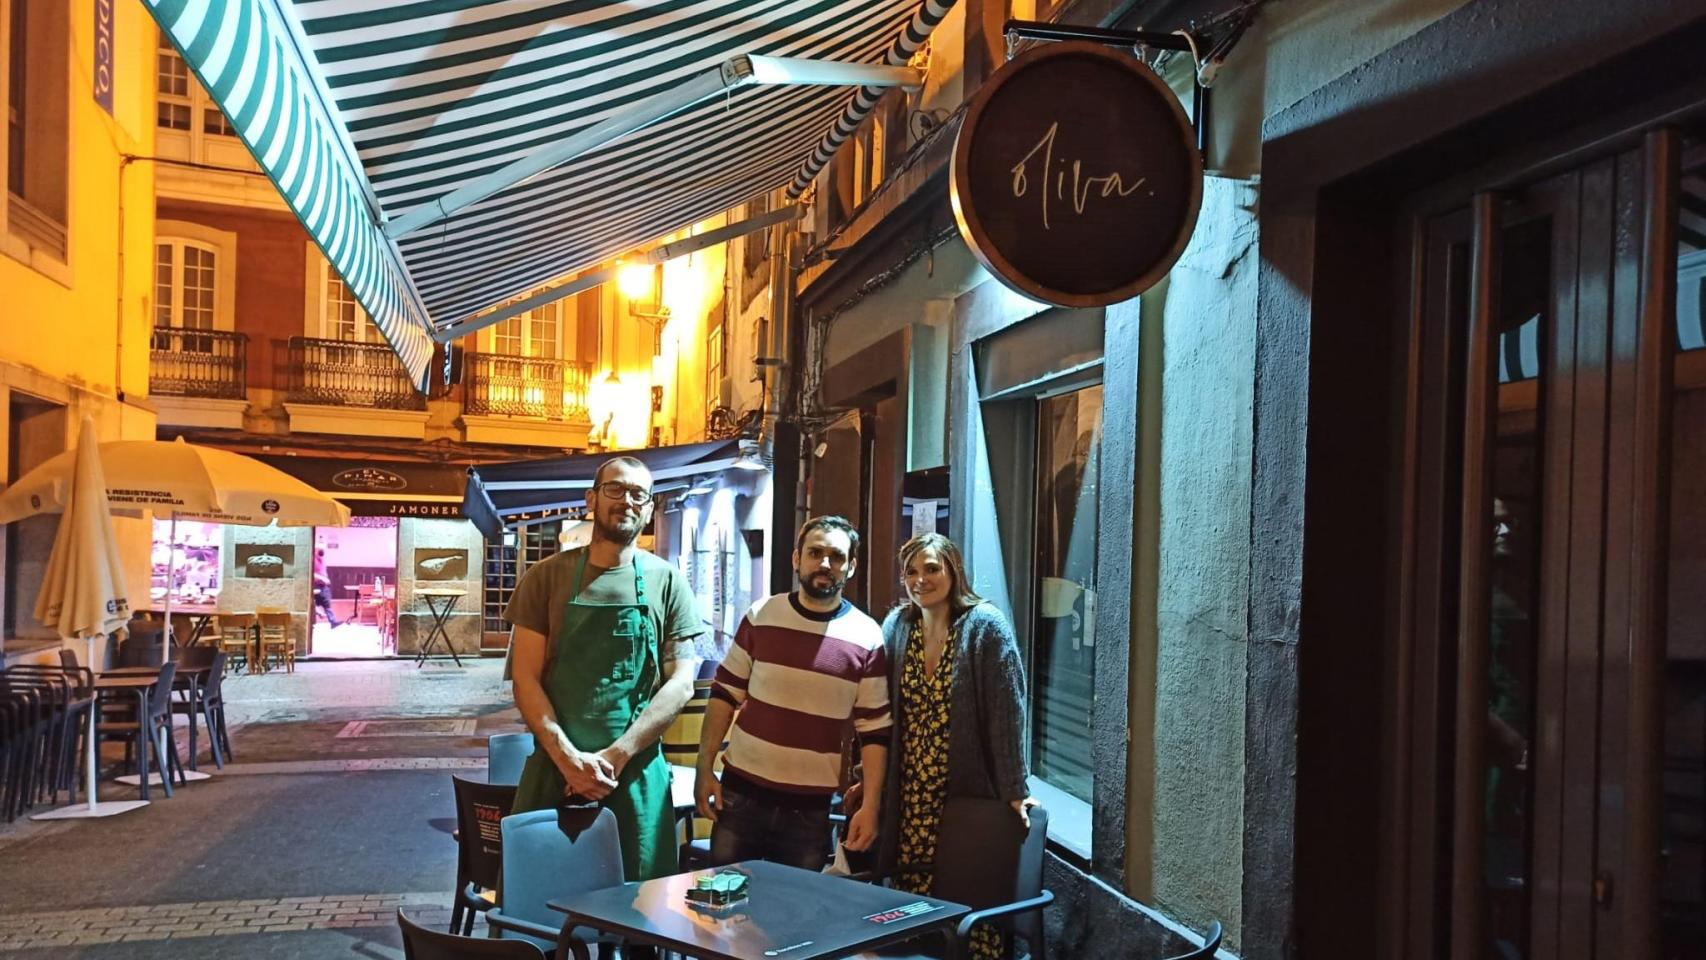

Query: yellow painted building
left=0, top=0, right=159, bottom=660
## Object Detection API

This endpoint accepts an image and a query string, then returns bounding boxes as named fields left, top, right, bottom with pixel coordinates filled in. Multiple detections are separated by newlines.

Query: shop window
left=2, top=0, right=69, bottom=267
left=1030, top=385, right=1102, bottom=804
left=484, top=523, right=560, bottom=638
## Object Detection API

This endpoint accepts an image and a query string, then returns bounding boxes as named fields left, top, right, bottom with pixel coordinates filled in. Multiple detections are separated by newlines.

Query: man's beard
left=799, top=570, right=843, bottom=599
left=594, top=509, right=642, bottom=546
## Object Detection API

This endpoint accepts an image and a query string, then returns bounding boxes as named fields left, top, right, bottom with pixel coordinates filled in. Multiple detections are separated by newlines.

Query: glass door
left=1403, top=129, right=1691, bottom=960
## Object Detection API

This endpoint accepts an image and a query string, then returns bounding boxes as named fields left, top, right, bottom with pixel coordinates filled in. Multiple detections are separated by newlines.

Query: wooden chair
left=216, top=614, right=257, bottom=674
left=356, top=585, right=380, bottom=626
left=256, top=611, right=294, bottom=673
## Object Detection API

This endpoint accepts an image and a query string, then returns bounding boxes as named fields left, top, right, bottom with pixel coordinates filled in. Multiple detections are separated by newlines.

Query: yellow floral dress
left=896, top=620, right=1003, bottom=960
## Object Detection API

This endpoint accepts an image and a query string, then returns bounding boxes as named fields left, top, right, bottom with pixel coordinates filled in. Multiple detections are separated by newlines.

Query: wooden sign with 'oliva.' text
left=950, top=41, right=1203, bottom=308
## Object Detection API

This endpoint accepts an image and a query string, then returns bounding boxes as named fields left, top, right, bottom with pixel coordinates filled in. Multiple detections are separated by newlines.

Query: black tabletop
left=549, top=860, right=968, bottom=960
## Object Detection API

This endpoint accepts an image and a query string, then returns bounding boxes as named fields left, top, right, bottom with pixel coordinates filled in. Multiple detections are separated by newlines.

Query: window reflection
left=1031, top=385, right=1102, bottom=803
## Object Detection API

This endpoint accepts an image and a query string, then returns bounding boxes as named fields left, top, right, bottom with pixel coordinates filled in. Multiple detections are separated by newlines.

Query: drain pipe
left=763, top=212, right=804, bottom=593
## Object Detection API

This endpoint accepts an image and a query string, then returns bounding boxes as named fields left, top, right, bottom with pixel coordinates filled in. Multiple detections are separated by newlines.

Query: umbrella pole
left=161, top=514, right=177, bottom=665
left=85, top=636, right=98, bottom=811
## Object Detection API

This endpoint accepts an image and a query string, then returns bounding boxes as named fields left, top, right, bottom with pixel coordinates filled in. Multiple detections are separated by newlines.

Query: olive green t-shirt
left=503, top=547, right=703, bottom=666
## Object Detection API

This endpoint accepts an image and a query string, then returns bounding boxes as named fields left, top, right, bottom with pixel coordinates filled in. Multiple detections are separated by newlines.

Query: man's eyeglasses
left=596, top=481, right=653, bottom=504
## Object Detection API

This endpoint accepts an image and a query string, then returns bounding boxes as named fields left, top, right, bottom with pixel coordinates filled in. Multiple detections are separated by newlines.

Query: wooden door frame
left=1262, top=3, right=1706, bottom=958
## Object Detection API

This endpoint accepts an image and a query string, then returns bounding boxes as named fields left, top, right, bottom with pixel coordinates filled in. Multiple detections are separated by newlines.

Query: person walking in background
left=693, top=515, right=890, bottom=871
left=312, top=547, right=340, bottom=628
left=858, top=532, right=1035, bottom=960
left=506, top=456, right=703, bottom=882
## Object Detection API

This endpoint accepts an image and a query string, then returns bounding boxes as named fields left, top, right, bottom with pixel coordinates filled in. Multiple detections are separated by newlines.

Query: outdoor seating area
left=0, top=640, right=235, bottom=821
left=434, top=733, right=1216, bottom=960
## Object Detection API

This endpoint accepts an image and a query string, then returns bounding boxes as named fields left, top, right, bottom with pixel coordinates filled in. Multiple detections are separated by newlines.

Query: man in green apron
left=506, top=456, right=703, bottom=881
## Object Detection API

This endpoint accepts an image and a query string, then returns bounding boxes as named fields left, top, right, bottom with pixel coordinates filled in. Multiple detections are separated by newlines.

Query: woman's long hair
left=898, top=533, right=984, bottom=621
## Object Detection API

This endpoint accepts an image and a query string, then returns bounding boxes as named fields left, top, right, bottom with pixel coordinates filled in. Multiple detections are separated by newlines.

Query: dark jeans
left=708, top=779, right=831, bottom=872
left=313, top=584, right=336, bottom=623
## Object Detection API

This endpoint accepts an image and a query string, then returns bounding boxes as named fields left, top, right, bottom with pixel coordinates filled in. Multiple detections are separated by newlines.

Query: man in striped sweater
left=694, top=515, right=890, bottom=871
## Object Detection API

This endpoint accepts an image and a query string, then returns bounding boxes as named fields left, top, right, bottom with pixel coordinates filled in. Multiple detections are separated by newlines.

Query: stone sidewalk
left=0, top=658, right=520, bottom=958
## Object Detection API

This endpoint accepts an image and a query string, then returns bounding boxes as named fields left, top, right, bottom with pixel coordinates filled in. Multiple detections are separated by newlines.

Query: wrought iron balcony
left=284, top=336, right=425, bottom=411
left=463, top=352, right=589, bottom=420
left=149, top=327, right=248, bottom=400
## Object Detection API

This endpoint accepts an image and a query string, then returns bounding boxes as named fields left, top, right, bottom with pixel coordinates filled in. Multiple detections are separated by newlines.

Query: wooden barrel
left=664, top=678, right=727, bottom=841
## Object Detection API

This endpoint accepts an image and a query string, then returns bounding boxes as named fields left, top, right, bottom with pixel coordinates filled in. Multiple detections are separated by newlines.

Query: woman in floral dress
left=864, top=533, right=1036, bottom=959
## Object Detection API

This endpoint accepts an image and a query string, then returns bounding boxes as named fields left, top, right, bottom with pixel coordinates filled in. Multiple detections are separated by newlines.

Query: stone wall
left=220, top=525, right=313, bottom=648
left=395, top=519, right=484, bottom=656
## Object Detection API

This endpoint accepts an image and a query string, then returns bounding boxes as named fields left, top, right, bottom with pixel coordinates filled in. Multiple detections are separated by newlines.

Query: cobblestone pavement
left=0, top=658, right=518, bottom=958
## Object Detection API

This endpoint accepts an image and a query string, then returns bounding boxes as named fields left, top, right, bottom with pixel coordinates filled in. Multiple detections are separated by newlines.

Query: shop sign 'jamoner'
left=950, top=40, right=1203, bottom=308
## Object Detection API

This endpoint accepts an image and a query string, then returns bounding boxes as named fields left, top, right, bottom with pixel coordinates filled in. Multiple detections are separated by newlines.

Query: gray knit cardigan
left=874, top=601, right=1030, bottom=872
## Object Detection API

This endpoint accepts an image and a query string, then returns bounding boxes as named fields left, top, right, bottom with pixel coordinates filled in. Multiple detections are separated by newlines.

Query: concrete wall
left=220, top=525, right=313, bottom=647
left=396, top=519, right=484, bottom=656
left=1138, top=176, right=1260, bottom=942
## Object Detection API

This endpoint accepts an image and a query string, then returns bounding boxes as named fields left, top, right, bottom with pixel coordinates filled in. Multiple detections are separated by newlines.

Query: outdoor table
left=548, top=859, right=970, bottom=960
left=413, top=588, right=466, bottom=668
left=93, top=674, right=172, bottom=802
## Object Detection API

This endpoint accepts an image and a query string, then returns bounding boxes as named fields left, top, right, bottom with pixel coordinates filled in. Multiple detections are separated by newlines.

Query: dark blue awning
left=463, top=440, right=742, bottom=540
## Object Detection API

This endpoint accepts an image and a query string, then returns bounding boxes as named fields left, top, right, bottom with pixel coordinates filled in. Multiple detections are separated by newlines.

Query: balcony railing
left=149, top=327, right=248, bottom=400
left=284, top=336, right=425, bottom=411
left=463, top=353, right=589, bottom=420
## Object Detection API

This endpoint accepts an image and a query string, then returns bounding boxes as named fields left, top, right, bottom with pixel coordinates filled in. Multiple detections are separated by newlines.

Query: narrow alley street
left=0, top=659, right=518, bottom=957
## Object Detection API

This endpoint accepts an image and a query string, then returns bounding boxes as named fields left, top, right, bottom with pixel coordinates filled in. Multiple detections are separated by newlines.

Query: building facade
left=0, top=0, right=159, bottom=664
left=144, top=33, right=774, bottom=661
left=780, top=0, right=1706, bottom=958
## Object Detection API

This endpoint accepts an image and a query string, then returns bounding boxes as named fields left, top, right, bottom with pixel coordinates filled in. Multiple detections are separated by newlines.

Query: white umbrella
left=28, top=418, right=148, bottom=819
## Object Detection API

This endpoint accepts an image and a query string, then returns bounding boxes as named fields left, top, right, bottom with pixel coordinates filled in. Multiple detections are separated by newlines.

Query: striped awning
left=143, top=0, right=954, bottom=390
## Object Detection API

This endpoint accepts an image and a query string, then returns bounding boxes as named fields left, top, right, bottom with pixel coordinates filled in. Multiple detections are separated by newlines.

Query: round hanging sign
left=950, top=41, right=1203, bottom=308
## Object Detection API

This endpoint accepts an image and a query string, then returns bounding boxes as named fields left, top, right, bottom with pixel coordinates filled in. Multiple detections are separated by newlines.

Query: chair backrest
left=453, top=775, right=519, bottom=893
left=487, top=733, right=534, bottom=785
left=933, top=803, right=1050, bottom=947
left=497, top=807, right=624, bottom=938
left=397, top=909, right=545, bottom=960
left=1163, top=921, right=1223, bottom=960
left=257, top=611, right=291, bottom=637
left=145, top=662, right=178, bottom=721
left=219, top=613, right=257, bottom=633
left=198, top=652, right=228, bottom=701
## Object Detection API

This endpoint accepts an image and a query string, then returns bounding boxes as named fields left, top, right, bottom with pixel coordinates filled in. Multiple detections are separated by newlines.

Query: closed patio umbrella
left=28, top=418, right=148, bottom=820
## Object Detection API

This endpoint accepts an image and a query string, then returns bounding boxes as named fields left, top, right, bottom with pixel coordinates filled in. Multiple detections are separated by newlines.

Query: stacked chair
left=0, top=659, right=94, bottom=820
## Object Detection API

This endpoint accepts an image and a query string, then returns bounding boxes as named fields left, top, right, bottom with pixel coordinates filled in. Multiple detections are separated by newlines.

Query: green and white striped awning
left=143, top=0, right=954, bottom=390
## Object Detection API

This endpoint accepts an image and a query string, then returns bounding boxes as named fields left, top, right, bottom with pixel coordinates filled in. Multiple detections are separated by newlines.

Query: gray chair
left=487, top=732, right=534, bottom=785
left=398, top=909, right=544, bottom=959
left=485, top=807, right=624, bottom=959
left=1165, top=921, right=1223, bottom=959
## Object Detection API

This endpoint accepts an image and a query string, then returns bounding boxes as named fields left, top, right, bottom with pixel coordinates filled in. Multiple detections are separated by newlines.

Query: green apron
left=512, top=553, right=676, bottom=881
